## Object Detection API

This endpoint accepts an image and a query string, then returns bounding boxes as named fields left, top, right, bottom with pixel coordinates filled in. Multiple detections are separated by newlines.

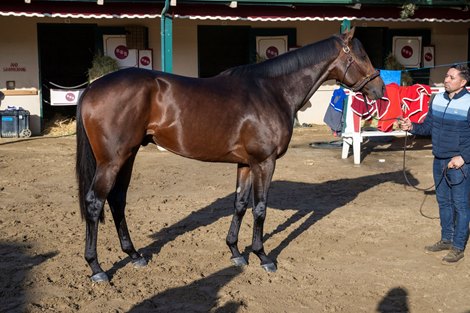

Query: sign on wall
left=138, top=49, right=153, bottom=69
left=422, top=46, right=435, bottom=68
left=50, top=89, right=85, bottom=106
left=3, top=62, right=27, bottom=72
left=392, top=36, right=422, bottom=68
left=256, top=36, right=288, bottom=61
left=103, top=35, right=138, bottom=69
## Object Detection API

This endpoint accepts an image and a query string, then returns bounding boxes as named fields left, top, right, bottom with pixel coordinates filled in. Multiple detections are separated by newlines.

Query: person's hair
left=451, top=64, right=470, bottom=83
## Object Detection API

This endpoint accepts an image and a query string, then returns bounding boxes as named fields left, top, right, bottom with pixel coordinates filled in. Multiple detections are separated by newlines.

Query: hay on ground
left=42, top=115, right=76, bottom=136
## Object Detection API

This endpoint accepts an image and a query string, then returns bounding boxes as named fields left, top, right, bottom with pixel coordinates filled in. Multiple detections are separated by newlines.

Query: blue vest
left=412, top=88, right=470, bottom=162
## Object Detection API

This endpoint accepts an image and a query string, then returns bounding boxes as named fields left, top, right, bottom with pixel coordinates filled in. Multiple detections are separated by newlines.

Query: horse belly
left=149, top=124, right=246, bottom=163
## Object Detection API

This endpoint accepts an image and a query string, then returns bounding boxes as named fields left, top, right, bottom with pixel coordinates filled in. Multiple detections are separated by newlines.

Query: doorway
left=468, top=28, right=470, bottom=62
left=197, top=26, right=296, bottom=78
left=198, top=26, right=251, bottom=78
left=37, top=23, right=96, bottom=123
left=355, top=27, right=387, bottom=69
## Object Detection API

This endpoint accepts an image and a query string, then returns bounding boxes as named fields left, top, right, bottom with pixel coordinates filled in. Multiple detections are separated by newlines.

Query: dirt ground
left=1, top=126, right=470, bottom=313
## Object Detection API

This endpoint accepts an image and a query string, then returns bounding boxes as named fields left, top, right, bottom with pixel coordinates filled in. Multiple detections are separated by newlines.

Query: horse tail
left=75, top=90, right=103, bottom=222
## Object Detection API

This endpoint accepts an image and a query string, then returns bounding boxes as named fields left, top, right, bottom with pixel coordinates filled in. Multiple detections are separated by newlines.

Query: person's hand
left=396, top=117, right=412, bottom=131
left=448, top=156, right=465, bottom=169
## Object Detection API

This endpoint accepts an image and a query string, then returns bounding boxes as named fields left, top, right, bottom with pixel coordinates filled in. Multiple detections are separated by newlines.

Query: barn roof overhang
left=12, top=0, right=469, bottom=5
left=1, top=0, right=470, bottom=22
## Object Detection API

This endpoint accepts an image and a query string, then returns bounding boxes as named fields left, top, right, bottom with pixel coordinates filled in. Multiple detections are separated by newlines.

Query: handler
left=398, top=64, right=470, bottom=264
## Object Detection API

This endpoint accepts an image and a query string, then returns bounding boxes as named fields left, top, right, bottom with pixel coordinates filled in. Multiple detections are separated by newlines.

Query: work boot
left=442, top=247, right=464, bottom=264
left=424, top=240, right=452, bottom=253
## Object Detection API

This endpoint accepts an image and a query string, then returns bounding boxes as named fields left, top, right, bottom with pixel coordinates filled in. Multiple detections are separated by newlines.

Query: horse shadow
left=376, top=287, right=410, bottom=313
left=0, top=241, right=57, bottom=313
left=107, top=170, right=417, bottom=279
left=127, top=266, right=243, bottom=312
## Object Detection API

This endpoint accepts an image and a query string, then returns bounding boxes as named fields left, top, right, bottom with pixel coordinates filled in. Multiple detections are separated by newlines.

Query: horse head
left=332, top=27, right=385, bottom=100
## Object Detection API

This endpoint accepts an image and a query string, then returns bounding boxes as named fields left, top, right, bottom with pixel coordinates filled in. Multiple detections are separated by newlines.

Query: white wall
left=0, top=17, right=40, bottom=89
left=432, top=23, right=469, bottom=84
left=0, top=16, right=468, bottom=131
left=1, top=16, right=468, bottom=88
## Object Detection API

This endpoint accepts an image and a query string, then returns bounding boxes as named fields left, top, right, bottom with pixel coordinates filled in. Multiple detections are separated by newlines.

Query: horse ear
left=342, top=27, right=356, bottom=44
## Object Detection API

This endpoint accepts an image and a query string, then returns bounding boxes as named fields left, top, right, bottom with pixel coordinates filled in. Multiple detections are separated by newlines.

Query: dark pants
left=433, top=158, right=470, bottom=250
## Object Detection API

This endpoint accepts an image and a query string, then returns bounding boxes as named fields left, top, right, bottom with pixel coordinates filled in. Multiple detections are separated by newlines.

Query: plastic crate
left=0, top=109, right=31, bottom=138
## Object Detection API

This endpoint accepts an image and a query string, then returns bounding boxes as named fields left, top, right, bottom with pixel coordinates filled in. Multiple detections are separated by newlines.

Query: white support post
left=341, top=90, right=408, bottom=165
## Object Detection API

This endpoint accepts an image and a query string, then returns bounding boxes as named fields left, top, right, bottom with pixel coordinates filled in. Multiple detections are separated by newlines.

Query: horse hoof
left=261, top=262, right=277, bottom=273
left=91, top=272, right=109, bottom=283
left=231, top=256, right=248, bottom=267
left=132, top=257, right=148, bottom=268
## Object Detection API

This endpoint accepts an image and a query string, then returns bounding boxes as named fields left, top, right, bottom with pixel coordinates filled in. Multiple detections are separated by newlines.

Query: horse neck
left=270, top=51, right=340, bottom=114
left=222, top=37, right=342, bottom=117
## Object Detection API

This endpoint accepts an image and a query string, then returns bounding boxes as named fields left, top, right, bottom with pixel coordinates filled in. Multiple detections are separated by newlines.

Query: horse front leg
left=250, top=156, right=277, bottom=272
left=226, top=164, right=252, bottom=267
left=107, top=153, right=147, bottom=269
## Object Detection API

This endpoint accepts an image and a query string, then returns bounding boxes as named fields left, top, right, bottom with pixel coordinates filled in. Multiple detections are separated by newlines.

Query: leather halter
left=339, top=45, right=380, bottom=92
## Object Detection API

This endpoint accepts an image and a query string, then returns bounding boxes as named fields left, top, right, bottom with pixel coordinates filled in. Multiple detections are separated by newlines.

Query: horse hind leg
left=107, top=152, right=147, bottom=268
left=84, top=164, right=121, bottom=282
left=226, top=164, right=252, bottom=267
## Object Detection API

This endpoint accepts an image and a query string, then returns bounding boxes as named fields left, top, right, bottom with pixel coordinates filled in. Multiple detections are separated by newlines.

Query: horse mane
left=220, top=35, right=341, bottom=78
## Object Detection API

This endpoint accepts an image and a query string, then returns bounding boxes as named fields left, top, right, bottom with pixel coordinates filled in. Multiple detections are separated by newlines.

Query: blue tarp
left=380, top=70, right=401, bottom=85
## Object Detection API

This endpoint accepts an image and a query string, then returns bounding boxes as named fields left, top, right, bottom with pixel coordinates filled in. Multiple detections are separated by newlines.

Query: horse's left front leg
left=227, top=164, right=252, bottom=267
left=250, top=156, right=277, bottom=272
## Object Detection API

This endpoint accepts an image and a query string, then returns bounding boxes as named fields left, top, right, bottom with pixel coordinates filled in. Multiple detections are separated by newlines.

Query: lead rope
left=400, top=99, right=462, bottom=219
left=401, top=132, right=435, bottom=192
left=401, top=132, right=441, bottom=219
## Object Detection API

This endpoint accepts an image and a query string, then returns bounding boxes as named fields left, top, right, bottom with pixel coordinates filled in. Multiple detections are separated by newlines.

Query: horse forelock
left=220, top=36, right=340, bottom=78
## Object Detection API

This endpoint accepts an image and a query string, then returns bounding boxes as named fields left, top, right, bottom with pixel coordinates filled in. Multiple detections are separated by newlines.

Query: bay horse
left=76, top=27, right=384, bottom=282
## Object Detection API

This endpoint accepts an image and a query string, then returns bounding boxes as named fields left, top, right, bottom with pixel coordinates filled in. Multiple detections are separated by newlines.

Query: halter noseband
left=339, top=44, right=380, bottom=92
